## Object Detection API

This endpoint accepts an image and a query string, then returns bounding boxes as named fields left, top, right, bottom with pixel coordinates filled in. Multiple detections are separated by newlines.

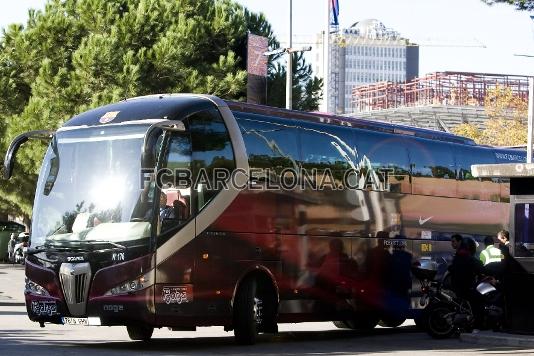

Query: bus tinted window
left=190, top=109, right=236, bottom=211
left=405, top=138, right=456, bottom=197
left=454, top=145, right=499, bottom=201
left=300, top=124, right=354, bottom=183
left=238, top=115, right=300, bottom=174
left=159, top=132, right=192, bottom=234
left=355, top=130, right=410, bottom=193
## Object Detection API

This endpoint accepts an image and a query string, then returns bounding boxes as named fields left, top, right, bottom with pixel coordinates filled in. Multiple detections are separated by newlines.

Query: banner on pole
left=247, top=33, right=269, bottom=104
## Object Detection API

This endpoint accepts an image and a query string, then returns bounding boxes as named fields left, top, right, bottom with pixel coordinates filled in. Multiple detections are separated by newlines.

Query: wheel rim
left=429, top=307, right=454, bottom=335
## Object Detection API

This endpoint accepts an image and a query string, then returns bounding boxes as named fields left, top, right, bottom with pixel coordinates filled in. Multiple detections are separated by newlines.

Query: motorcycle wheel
left=425, top=303, right=456, bottom=339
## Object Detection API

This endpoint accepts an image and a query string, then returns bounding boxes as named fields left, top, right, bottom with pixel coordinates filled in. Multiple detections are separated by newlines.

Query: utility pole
left=286, top=0, right=293, bottom=110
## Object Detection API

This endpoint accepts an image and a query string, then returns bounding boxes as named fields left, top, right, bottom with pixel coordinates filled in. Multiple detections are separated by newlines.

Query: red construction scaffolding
left=352, top=72, right=530, bottom=112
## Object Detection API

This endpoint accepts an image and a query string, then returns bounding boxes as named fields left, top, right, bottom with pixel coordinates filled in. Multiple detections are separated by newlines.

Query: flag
left=331, top=0, right=339, bottom=26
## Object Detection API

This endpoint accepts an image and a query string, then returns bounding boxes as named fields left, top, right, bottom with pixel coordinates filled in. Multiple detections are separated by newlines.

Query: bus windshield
left=31, top=124, right=154, bottom=248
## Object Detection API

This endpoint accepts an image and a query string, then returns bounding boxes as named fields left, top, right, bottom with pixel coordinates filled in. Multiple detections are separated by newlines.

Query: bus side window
left=238, top=115, right=300, bottom=179
left=159, top=132, right=192, bottom=233
left=189, top=109, right=236, bottom=212
left=454, top=146, right=499, bottom=202
left=299, top=124, right=353, bottom=187
left=354, top=130, right=410, bottom=194
left=406, top=138, right=456, bottom=198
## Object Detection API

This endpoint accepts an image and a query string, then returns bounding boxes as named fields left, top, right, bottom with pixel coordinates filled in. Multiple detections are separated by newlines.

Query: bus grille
left=59, top=263, right=91, bottom=316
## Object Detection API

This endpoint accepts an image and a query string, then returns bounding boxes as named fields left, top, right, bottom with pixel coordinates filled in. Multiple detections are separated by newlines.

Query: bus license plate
left=62, top=317, right=89, bottom=325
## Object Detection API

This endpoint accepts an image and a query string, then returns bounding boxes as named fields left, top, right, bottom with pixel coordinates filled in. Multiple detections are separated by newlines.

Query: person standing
left=480, top=236, right=502, bottom=266
left=497, top=230, right=511, bottom=258
left=7, top=233, right=16, bottom=263
left=451, top=234, right=463, bottom=252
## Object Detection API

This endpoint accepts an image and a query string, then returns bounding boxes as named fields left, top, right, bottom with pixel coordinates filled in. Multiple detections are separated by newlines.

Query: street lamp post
left=263, top=0, right=311, bottom=110
left=264, top=46, right=312, bottom=109
left=287, top=0, right=293, bottom=110
left=263, top=0, right=311, bottom=111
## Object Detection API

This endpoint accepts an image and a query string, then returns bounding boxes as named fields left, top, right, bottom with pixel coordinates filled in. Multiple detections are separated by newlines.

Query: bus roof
left=63, top=95, right=214, bottom=127
left=226, top=101, right=476, bottom=146
left=63, top=94, right=475, bottom=146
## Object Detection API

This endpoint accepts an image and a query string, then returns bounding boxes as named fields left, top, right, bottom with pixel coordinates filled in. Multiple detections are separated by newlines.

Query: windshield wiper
left=80, top=240, right=127, bottom=250
left=27, top=244, right=88, bottom=255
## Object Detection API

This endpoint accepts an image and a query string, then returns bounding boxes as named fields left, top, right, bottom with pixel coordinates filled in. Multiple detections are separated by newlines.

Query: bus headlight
left=104, top=269, right=154, bottom=296
left=25, top=277, right=50, bottom=296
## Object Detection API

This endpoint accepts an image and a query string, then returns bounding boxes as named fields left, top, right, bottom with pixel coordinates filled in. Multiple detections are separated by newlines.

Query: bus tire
left=233, top=277, right=262, bottom=345
left=378, top=317, right=406, bottom=328
left=333, top=320, right=350, bottom=329
left=333, top=315, right=379, bottom=330
left=126, top=324, right=154, bottom=341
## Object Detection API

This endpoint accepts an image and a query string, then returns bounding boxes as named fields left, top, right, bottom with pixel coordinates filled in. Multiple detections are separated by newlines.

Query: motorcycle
left=413, top=260, right=503, bottom=338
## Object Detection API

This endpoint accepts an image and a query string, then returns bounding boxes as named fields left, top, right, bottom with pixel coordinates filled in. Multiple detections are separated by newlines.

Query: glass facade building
left=315, top=19, right=419, bottom=114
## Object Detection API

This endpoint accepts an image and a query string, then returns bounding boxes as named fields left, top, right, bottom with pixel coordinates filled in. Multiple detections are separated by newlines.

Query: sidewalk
left=461, top=330, right=534, bottom=348
left=0, top=263, right=26, bottom=305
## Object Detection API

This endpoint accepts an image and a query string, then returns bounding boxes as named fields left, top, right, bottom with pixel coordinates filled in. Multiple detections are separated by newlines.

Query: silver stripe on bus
left=155, top=96, right=250, bottom=266
left=57, top=119, right=167, bottom=132
left=57, top=133, right=146, bottom=143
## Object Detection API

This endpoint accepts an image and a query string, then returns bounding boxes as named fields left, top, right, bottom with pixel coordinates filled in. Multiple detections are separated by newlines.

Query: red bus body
left=10, top=94, right=524, bottom=342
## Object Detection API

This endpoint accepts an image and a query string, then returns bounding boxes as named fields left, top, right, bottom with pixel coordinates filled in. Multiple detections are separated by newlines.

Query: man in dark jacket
left=448, top=237, right=485, bottom=325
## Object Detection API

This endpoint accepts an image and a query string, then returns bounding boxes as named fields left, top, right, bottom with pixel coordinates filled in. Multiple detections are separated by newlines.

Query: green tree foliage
left=452, top=85, right=528, bottom=146
left=267, top=52, right=323, bottom=111
left=482, top=0, right=534, bottom=10
left=0, top=0, right=322, bottom=221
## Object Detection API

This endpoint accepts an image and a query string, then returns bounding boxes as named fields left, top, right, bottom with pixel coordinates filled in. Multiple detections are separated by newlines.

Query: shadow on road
left=0, top=310, right=27, bottom=315
left=0, top=325, right=530, bottom=355
left=0, top=302, right=25, bottom=306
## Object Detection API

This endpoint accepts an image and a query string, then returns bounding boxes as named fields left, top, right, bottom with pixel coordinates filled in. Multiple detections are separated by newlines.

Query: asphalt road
left=1, top=263, right=534, bottom=355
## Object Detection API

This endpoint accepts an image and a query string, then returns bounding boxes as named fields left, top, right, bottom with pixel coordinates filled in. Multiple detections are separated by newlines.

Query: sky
left=1, top=0, right=534, bottom=76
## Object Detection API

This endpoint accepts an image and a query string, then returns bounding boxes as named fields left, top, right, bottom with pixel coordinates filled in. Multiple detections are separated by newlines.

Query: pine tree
left=0, top=0, right=323, bottom=221
left=482, top=0, right=534, bottom=10
left=267, top=52, right=323, bottom=111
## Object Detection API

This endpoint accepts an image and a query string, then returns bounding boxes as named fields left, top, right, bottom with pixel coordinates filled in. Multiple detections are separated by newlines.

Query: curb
left=460, top=331, right=534, bottom=348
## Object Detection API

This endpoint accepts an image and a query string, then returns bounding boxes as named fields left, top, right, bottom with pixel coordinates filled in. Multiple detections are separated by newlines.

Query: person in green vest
left=480, top=235, right=502, bottom=266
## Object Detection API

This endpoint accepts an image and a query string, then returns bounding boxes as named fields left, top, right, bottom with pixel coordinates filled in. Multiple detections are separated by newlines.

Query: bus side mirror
left=3, top=130, right=55, bottom=180
left=141, top=120, right=186, bottom=169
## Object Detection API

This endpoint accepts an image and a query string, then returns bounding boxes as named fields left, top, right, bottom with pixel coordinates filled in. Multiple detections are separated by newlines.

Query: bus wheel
left=378, top=317, right=406, bottom=328
left=333, top=315, right=379, bottom=330
left=234, top=278, right=262, bottom=345
left=333, top=320, right=350, bottom=329
left=126, top=324, right=154, bottom=341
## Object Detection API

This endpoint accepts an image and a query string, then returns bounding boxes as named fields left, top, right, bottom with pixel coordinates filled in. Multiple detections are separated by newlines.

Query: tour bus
left=4, top=94, right=525, bottom=344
